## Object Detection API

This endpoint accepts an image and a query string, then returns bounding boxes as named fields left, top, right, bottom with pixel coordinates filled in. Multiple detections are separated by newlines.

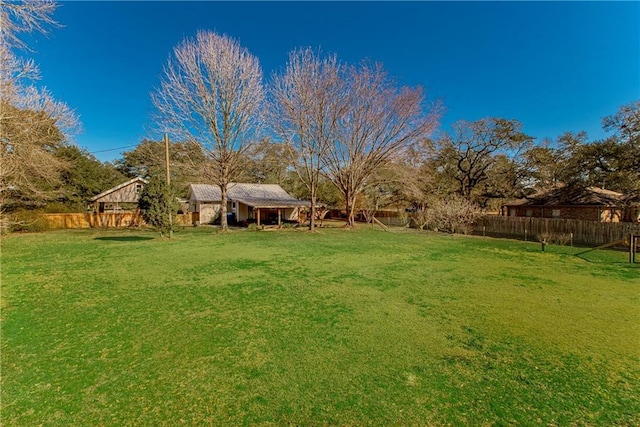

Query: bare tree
left=410, top=195, right=482, bottom=234
left=0, top=0, right=80, bottom=213
left=153, top=31, right=263, bottom=230
left=436, top=118, right=532, bottom=200
left=325, top=62, right=441, bottom=226
left=269, top=48, right=345, bottom=231
left=0, top=0, right=58, bottom=49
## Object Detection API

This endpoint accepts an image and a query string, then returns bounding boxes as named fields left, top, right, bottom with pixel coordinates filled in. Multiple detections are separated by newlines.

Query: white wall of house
left=198, top=201, right=221, bottom=224
left=237, top=203, right=249, bottom=221
left=192, top=200, right=303, bottom=224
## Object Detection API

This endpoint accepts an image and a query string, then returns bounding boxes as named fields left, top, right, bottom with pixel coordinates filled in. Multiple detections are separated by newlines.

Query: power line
left=89, top=144, right=138, bottom=154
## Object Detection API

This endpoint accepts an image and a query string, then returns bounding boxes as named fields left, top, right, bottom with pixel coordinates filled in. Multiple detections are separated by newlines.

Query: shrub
left=537, top=232, right=572, bottom=246
left=410, top=196, right=483, bottom=234
left=5, top=209, right=50, bottom=233
left=44, top=202, right=78, bottom=213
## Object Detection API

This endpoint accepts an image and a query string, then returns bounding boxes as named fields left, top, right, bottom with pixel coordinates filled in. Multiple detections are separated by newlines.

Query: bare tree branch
left=325, top=61, right=442, bottom=226
left=152, top=31, right=264, bottom=230
left=0, top=1, right=80, bottom=215
left=268, top=48, right=345, bottom=231
left=0, top=0, right=59, bottom=50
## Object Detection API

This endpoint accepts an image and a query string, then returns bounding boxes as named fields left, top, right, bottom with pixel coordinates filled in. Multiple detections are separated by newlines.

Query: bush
left=537, top=232, right=572, bottom=246
left=44, top=202, right=79, bottom=213
left=4, top=209, right=50, bottom=233
left=209, top=212, right=221, bottom=225
left=410, top=196, right=483, bottom=234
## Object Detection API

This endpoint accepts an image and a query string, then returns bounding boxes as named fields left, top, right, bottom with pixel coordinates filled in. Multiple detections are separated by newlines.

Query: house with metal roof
left=187, top=183, right=309, bottom=226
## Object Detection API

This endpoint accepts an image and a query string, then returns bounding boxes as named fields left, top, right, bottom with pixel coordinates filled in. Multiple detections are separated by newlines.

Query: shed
left=90, top=177, right=147, bottom=213
left=187, top=183, right=309, bottom=226
left=501, top=185, right=624, bottom=222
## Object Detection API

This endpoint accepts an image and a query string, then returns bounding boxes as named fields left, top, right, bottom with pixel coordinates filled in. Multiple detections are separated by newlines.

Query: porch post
left=257, top=209, right=261, bottom=227
left=278, top=208, right=282, bottom=227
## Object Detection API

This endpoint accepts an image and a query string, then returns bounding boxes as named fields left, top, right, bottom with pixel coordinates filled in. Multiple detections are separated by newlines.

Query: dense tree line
left=392, top=102, right=639, bottom=220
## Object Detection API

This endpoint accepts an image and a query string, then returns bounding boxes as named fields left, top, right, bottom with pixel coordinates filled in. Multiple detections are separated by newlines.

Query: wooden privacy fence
left=374, top=210, right=407, bottom=227
left=43, top=213, right=192, bottom=229
left=475, top=215, right=640, bottom=246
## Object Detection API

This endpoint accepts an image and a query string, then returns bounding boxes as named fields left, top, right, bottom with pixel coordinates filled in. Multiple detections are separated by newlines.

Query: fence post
left=630, top=233, right=636, bottom=264
left=524, top=228, right=527, bottom=242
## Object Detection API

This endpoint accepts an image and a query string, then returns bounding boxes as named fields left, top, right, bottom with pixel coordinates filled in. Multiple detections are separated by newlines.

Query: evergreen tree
left=138, top=175, right=178, bottom=237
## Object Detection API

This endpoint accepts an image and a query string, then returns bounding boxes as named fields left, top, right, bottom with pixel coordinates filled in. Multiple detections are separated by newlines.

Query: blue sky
left=24, top=1, right=640, bottom=162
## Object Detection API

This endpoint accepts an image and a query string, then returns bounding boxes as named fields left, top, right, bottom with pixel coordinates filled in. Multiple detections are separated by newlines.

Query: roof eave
left=90, top=177, right=148, bottom=202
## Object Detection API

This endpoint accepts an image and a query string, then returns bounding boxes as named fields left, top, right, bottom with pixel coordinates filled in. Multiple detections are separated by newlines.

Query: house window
left=232, top=202, right=236, bottom=209
left=525, top=209, right=533, bottom=217
left=552, top=209, right=561, bottom=218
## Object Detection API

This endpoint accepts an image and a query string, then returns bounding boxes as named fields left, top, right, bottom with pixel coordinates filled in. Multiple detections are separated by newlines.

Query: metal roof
left=188, top=183, right=310, bottom=208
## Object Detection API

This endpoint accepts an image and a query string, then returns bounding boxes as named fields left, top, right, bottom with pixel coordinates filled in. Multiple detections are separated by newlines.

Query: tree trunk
left=309, top=191, right=316, bottom=232
left=343, top=188, right=352, bottom=227
left=220, top=183, right=228, bottom=230
left=347, top=194, right=357, bottom=227
left=342, top=188, right=357, bottom=227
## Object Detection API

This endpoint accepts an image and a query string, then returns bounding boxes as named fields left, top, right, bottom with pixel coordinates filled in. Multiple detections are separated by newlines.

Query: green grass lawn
left=2, top=227, right=639, bottom=425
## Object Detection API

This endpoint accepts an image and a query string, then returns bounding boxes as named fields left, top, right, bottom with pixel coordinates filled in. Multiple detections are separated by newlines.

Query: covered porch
left=240, top=201, right=308, bottom=227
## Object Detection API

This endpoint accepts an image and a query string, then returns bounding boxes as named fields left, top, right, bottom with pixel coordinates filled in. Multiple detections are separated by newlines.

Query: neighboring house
left=622, top=191, right=640, bottom=222
left=90, top=177, right=147, bottom=213
left=501, top=185, right=625, bottom=222
left=187, top=183, right=310, bottom=225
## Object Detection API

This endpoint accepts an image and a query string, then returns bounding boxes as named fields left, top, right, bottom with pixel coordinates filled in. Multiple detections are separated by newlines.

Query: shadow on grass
left=574, top=250, right=640, bottom=266
left=94, top=236, right=154, bottom=242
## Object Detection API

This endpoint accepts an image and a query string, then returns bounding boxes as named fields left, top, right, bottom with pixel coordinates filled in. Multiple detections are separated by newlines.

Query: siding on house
left=187, top=183, right=309, bottom=224
left=506, top=205, right=622, bottom=222
left=90, top=177, right=148, bottom=212
left=503, top=185, right=626, bottom=223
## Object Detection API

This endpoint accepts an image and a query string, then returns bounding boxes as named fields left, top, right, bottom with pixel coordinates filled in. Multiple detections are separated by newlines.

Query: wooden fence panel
left=43, top=213, right=194, bottom=229
left=43, top=213, right=91, bottom=229
left=174, top=214, right=192, bottom=226
left=475, top=216, right=640, bottom=246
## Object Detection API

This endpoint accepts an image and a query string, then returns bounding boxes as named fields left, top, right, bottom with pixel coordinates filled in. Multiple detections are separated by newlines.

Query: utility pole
left=164, top=133, right=173, bottom=239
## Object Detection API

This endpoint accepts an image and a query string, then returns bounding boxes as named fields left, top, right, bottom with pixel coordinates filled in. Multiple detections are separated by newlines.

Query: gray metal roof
left=188, top=183, right=309, bottom=208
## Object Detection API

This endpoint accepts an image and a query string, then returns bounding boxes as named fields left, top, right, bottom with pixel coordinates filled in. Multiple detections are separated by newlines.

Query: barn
left=90, top=177, right=147, bottom=213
